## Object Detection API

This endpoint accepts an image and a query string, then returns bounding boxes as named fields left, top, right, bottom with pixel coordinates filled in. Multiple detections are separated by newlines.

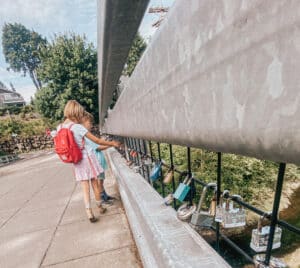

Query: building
left=0, top=87, right=26, bottom=107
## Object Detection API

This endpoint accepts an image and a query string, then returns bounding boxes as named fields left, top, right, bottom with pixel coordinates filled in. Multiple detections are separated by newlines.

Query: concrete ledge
left=106, top=148, right=231, bottom=268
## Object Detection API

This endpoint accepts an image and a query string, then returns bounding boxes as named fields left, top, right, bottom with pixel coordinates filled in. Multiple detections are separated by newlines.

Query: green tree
left=2, top=23, right=47, bottom=90
left=123, top=33, right=147, bottom=77
left=35, top=33, right=98, bottom=122
left=0, top=81, right=8, bottom=89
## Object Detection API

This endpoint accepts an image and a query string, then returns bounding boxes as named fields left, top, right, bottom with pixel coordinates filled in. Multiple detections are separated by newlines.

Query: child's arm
left=97, top=145, right=111, bottom=151
left=85, top=132, right=120, bottom=147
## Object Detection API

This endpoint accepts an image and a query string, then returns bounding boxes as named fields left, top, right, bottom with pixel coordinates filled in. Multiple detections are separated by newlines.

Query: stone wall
left=0, top=135, right=54, bottom=154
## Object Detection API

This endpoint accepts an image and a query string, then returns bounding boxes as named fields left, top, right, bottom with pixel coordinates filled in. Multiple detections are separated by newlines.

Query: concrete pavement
left=0, top=152, right=141, bottom=268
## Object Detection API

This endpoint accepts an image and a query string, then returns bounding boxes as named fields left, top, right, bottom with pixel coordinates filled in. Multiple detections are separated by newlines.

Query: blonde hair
left=82, top=111, right=94, bottom=123
left=64, top=100, right=85, bottom=123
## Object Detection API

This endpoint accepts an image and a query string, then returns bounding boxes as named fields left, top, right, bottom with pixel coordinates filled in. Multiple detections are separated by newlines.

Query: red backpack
left=54, top=124, right=83, bottom=164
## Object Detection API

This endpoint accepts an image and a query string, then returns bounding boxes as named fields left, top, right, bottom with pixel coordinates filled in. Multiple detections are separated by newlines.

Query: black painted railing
left=112, top=136, right=300, bottom=267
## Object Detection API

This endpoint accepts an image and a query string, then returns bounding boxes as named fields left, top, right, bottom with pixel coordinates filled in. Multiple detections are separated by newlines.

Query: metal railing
left=114, top=136, right=300, bottom=267
left=0, top=154, right=19, bottom=166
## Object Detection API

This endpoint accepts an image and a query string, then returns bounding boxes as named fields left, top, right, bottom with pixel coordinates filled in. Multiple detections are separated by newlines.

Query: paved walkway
left=0, top=152, right=142, bottom=268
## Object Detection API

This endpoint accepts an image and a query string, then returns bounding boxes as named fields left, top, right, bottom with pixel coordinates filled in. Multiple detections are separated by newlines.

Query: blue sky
left=0, top=0, right=174, bottom=102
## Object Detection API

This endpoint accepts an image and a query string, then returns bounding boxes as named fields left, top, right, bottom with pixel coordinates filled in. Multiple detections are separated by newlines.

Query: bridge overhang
left=102, top=0, right=300, bottom=165
left=97, top=0, right=149, bottom=125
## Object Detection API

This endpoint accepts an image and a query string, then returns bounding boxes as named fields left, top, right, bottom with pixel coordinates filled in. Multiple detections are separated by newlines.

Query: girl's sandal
left=86, top=208, right=98, bottom=223
left=98, top=204, right=107, bottom=214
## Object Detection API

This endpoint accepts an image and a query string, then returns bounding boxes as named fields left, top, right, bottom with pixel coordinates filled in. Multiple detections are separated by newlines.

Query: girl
left=60, top=100, right=120, bottom=222
left=81, top=112, right=114, bottom=205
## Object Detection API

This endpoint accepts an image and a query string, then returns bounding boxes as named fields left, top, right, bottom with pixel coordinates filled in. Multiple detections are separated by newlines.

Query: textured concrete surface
left=107, top=148, right=231, bottom=268
left=103, top=0, right=300, bottom=165
left=98, top=0, right=149, bottom=124
left=0, top=153, right=141, bottom=268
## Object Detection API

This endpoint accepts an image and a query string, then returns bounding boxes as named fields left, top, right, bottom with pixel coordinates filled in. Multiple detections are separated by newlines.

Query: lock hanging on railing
left=215, top=191, right=226, bottom=223
left=150, top=161, right=162, bottom=181
left=253, top=254, right=287, bottom=268
left=173, top=175, right=192, bottom=202
left=177, top=202, right=197, bottom=221
left=143, top=157, right=152, bottom=166
left=163, top=168, right=174, bottom=184
left=250, top=214, right=282, bottom=253
left=221, top=193, right=246, bottom=228
left=190, top=182, right=217, bottom=228
left=132, top=165, right=142, bottom=173
left=164, top=193, right=174, bottom=206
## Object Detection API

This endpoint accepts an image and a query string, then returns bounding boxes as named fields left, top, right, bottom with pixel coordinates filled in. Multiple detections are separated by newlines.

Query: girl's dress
left=57, top=123, right=103, bottom=181
left=84, top=137, right=108, bottom=179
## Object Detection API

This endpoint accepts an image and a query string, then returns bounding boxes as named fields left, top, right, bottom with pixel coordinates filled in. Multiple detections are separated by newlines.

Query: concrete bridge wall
left=102, top=0, right=300, bottom=165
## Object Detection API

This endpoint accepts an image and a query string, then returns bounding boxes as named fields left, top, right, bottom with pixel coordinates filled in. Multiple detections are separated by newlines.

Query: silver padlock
left=190, top=182, right=217, bottom=228
left=222, top=194, right=246, bottom=228
left=250, top=214, right=282, bottom=253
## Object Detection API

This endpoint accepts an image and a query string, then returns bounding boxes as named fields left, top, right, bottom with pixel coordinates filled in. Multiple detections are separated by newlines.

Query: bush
left=0, top=117, right=55, bottom=141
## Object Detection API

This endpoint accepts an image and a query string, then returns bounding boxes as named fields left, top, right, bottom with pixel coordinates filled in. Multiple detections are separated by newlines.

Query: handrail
left=117, top=136, right=300, bottom=267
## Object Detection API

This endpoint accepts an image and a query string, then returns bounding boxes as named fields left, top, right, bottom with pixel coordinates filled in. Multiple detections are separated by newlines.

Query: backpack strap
left=68, top=123, right=85, bottom=150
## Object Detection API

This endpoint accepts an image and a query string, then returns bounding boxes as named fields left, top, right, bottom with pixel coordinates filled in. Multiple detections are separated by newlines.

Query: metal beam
left=97, top=0, right=149, bottom=125
left=103, top=0, right=300, bottom=165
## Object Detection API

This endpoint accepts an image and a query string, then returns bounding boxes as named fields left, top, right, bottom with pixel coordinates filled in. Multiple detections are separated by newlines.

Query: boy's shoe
left=101, top=190, right=116, bottom=202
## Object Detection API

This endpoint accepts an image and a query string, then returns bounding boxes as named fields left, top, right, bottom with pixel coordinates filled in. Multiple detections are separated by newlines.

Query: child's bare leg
left=81, top=180, right=97, bottom=222
left=99, top=179, right=104, bottom=192
left=81, top=180, right=91, bottom=208
left=91, top=178, right=106, bottom=214
left=91, top=178, right=101, bottom=202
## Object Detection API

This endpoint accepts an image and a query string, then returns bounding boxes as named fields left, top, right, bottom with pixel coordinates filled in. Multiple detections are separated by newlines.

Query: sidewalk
left=0, top=152, right=142, bottom=268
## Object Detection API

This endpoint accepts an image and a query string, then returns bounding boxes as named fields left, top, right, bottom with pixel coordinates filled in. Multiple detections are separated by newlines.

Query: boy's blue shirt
left=84, top=137, right=108, bottom=170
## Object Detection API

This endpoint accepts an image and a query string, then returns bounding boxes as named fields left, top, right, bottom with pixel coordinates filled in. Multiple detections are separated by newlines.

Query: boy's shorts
left=98, top=172, right=105, bottom=180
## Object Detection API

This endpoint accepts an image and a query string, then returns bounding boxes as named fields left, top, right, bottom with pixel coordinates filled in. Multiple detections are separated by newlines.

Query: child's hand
left=112, top=141, right=121, bottom=147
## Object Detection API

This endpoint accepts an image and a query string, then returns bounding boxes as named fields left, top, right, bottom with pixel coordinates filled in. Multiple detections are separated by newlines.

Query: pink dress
left=58, top=123, right=104, bottom=181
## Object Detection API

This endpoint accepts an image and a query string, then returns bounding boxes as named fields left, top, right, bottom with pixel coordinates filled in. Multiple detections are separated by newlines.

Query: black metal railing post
left=124, top=138, right=129, bottom=161
left=149, top=141, right=153, bottom=161
left=216, top=152, right=222, bottom=252
left=143, top=140, right=150, bottom=182
left=264, top=163, right=286, bottom=265
left=137, top=139, right=145, bottom=177
left=187, top=147, right=193, bottom=205
left=128, top=138, right=133, bottom=162
left=133, top=138, right=138, bottom=165
left=169, top=144, right=177, bottom=209
left=157, top=142, right=165, bottom=197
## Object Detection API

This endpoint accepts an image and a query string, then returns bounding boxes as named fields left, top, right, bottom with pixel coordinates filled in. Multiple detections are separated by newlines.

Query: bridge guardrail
left=113, top=136, right=300, bottom=267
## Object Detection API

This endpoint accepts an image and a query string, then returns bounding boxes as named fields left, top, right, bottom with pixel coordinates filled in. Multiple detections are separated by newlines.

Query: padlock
left=163, top=168, right=174, bottom=184
left=143, top=157, right=152, bottom=166
left=190, top=182, right=217, bottom=228
left=250, top=215, right=282, bottom=252
left=215, top=190, right=227, bottom=223
left=150, top=161, right=162, bottom=181
left=173, top=175, right=192, bottom=202
left=253, top=254, right=287, bottom=268
left=222, top=194, right=246, bottom=228
left=132, top=165, right=142, bottom=173
left=164, top=193, right=174, bottom=206
left=177, top=202, right=197, bottom=221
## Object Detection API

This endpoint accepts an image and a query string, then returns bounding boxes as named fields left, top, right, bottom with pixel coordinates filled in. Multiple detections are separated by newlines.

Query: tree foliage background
left=35, top=33, right=98, bottom=122
left=2, top=23, right=46, bottom=90
left=122, top=33, right=147, bottom=77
